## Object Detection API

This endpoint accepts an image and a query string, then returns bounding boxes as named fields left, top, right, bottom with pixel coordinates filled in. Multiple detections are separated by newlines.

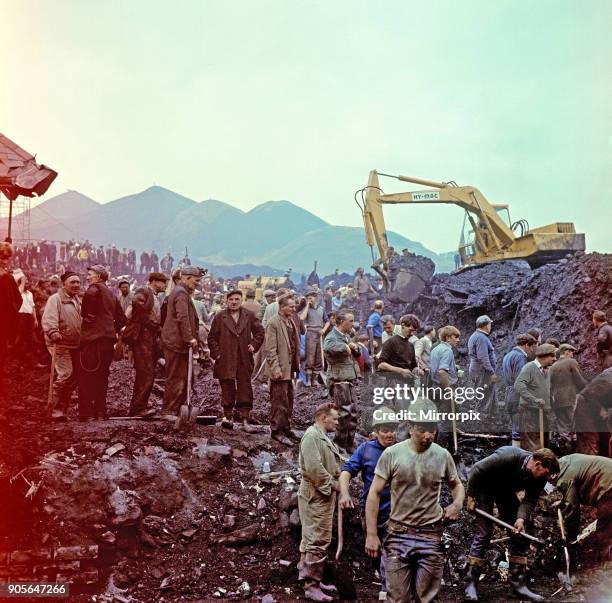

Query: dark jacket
left=0, top=272, right=23, bottom=340
left=161, top=283, right=199, bottom=354
left=208, top=307, right=264, bottom=380
left=549, top=357, right=586, bottom=408
left=466, top=446, right=548, bottom=520
left=573, top=368, right=612, bottom=432
left=502, top=346, right=529, bottom=412
left=81, top=282, right=126, bottom=343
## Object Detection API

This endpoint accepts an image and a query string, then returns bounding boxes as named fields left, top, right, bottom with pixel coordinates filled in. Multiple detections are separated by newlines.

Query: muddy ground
left=1, top=358, right=610, bottom=603
left=1, top=252, right=611, bottom=602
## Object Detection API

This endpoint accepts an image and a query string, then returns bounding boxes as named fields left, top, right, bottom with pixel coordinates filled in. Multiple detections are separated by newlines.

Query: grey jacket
left=514, top=360, right=551, bottom=409
left=322, top=327, right=360, bottom=382
left=42, top=289, right=82, bottom=349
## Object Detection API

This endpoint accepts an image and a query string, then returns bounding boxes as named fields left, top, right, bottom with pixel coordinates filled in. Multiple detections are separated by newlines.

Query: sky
left=2, top=0, right=611, bottom=254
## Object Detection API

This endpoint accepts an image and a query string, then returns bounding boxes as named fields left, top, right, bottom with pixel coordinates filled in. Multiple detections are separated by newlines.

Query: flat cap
left=305, top=288, right=318, bottom=297
left=226, top=288, right=243, bottom=297
left=263, top=289, right=276, bottom=297
left=149, top=271, right=169, bottom=282
left=60, top=271, right=78, bottom=283
left=87, top=264, right=107, bottom=275
left=535, top=343, right=557, bottom=357
left=181, top=266, right=201, bottom=277
left=559, top=343, right=577, bottom=353
left=476, top=315, right=493, bottom=327
left=245, top=289, right=256, bottom=298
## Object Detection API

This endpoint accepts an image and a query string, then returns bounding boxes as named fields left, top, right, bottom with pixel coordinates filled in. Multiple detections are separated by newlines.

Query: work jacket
left=502, top=347, right=529, bottom=412
left=466, top=446, right=547, bottom=520
left=557, top=454, right=612, bottom=511
left=161, top=283, right=199, bottom=354
left=322, top=327, right=360, bottom=382
left=265, top=314, right=300, bottom=380
left=549, top=357, right=586, bottom=408
left=42, top=289, right=82, bottom=348
left=467, top=329, right=496, bottom=374
left=208, top=307, right=264, bottom=380
left=81, top=282, right=126, bottom=343
left=298, top=424, right=342, bottom=501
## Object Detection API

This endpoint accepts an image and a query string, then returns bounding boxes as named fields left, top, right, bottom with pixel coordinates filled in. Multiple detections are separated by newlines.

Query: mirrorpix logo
left=372, top=406, right=482, bottom=423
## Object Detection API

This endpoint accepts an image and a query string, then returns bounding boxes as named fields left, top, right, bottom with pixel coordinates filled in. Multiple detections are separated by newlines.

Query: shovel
left=539, top=408, right=545, bottom=448
left=328, top=499, right=357, bottom=600
left=175, top=347, right=198, bottom=431
left=47, top=344, right=56, bottom=412
left=556, top=508, right=573, bottom=592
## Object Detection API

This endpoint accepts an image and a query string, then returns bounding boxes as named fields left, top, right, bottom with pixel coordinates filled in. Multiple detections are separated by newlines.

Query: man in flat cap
left=42, top=271, right=82, bottom=420
left=468, top=315, right=498, bottom=418
left=125, top=272, right=169, bottom=416
left=514, top=343, right=557, bottom=451
left=549, top=343, right=586, bottom=442
left=160, top=266, right=201, bottom=416
left=78, top=265, right=127, bottom=420
left=208, top=288, right=265, bottom=429
left=117, top=279, right=133, bottom=315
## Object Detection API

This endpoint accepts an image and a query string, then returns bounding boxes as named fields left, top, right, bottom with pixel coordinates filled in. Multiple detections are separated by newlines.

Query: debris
left=233, top=449, right=248, bottom=459
left=160, top=577, right=172, bottom=589
left=278, top=559, right=291, bottom=567
left=223, top=515, right=237, bottom=530
left=289, top=509, right=301, bottom=528
left=216, top=523, right=259, bottom=546
left=256, top=497, right=266, bottom=511
left=261, top=595, right=276, bottom=603
left=181, top=528, right=198, bottom=539
left=100, top=531, right=117, bottom=545
left=237, top=581, right=251, bottom=596
left=105, top=443, right=126, bottom=457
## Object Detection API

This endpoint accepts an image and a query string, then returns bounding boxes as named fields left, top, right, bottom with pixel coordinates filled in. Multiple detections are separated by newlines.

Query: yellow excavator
left=358, top=170, right=585, bottom=269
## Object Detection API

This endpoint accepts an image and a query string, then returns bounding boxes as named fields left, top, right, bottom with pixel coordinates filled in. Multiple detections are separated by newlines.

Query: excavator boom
left=361, top=170, right=585, bottom=271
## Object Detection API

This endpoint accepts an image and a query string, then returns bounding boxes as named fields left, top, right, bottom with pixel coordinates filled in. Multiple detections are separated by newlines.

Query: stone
left=277, top=488, right=298, bottom=512
left=181, top=528, right=198, bottom=539
left=256, top=498, right=266, bottom=512
left=261, top=595, right=276, bottom=603
left=223, top=515, right=237, bottom=530
left=55, top=545, right=99, bottom=561
left=105, top=443, right=125, bottom=457
left=278, top=559, right=291, bottom=567
left=278, top=513, right=289, bottom=530
left=100, top=532, right=117, bottom=545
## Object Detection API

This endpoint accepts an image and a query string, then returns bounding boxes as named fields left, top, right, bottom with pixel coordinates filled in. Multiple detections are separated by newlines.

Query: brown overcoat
left=265, top=314, right=300, bottom=380
left=208, top=307, right=265, bottom=379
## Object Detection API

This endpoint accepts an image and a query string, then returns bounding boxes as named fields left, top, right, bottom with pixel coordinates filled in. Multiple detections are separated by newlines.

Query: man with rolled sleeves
left=366, top=398, right=464, bottom=603
left=300, top=288, right=327, bottom=387
left=464, top=446, right=559, bottom=601
left=298, top=402, right=343, bottom=602
left=160, top=266, right=200, bottom=416
left=514, top=343, right=557, bottom=451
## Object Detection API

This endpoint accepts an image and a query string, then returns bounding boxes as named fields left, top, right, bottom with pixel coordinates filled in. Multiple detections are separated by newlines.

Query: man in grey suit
left=514, top=343, right=557, bottom=451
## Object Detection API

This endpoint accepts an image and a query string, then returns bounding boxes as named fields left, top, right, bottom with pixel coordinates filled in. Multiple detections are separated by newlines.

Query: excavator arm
left=360, top=170, right=584, bottom=269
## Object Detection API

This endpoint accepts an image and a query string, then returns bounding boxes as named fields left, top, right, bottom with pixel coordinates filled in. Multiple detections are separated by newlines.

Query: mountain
left=4, top=186, right=455, bottom=274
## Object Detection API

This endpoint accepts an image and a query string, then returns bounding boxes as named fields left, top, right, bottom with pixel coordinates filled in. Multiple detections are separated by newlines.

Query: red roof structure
left=0, top=133, right=57, bottom=201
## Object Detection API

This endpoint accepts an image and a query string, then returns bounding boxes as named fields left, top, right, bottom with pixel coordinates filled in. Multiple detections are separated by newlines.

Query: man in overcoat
left=208, top=288, right=265, bottom=428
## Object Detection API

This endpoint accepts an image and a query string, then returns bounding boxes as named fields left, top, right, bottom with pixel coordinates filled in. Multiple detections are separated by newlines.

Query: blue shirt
left=467, top=329, right=497, bottom=374
left=502, top=347, right=528, bottom=386
left=429, top=341, right=458, bottom=385
left=342, top=439, right=391, bottom=522
left=367, top=311, right=383, bottom=338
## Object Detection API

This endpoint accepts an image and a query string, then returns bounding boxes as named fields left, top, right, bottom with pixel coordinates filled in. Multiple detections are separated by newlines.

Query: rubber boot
left=464, top=564, right=482, bottom=602
left=509, top=562, right=544, bottom=602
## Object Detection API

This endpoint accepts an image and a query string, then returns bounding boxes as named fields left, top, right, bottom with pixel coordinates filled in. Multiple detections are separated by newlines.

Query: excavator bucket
left=387, top=254, right=436, bottom=303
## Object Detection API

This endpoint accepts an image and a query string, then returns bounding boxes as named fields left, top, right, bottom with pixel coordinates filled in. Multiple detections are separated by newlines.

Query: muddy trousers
left=305, top=329, right=323, bottom=374
left=330, top=380, right=358, bottom=453
left=219, top=373, right=253, bottom=419
left=553, top=405, right=574, bottom=437
left=384, top=527, right=444, bottom=603
left=519, top=406, right=554, bottom=452
left=468, top=492, right=529, bottom=561
left=298, top=490, right=336, bottom=557
left=162, top=347, right=188, bottom=414
left=270, top=379, right=294, bottom=435
left=47, top=345, right=79, bottom=408
left=470, top=371, right=496, bottom=418
left=130, top=330, right=157, bottom=414
left=78, top=338, right=115, bottom=418
left=429, top=384, right=453, bottom=450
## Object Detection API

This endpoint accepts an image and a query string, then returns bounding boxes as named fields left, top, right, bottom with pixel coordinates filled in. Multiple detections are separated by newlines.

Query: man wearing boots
left=298, top=402, right=343, bottom=602
left=300, top=288, right=327, bottom=387
left=208, top=289, right=265, bottom=429
left=502, top=333, right=537, bottom=446
left=365, top=399, right=464, bottom=603
left=127, top=272, right=168, bottom=416
left=42, top=271, right=82, bottom=420
left=160, top=266, right=200, bottom=416
left=322, top=311, right=360, bottom=452
left=464, top=446, right=559, bottom=602
left=514, top=343, right=557, bottom=451
left=265, top=294, right=301, bottom=445
left=79, top=265, right=127, bottom=420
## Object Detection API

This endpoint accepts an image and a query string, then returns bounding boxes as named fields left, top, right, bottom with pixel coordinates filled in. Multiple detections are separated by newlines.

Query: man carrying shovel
left=464, top=446, right=559, bottom=602
left=160, top=266, right=200, bottom=417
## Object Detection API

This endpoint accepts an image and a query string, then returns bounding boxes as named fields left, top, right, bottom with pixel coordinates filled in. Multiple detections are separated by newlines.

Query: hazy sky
left=2, top=1, right=611, bottom=253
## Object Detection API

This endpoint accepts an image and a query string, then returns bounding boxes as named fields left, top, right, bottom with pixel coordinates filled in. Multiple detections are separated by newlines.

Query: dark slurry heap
left=411, top=252, right=612, bottom=374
